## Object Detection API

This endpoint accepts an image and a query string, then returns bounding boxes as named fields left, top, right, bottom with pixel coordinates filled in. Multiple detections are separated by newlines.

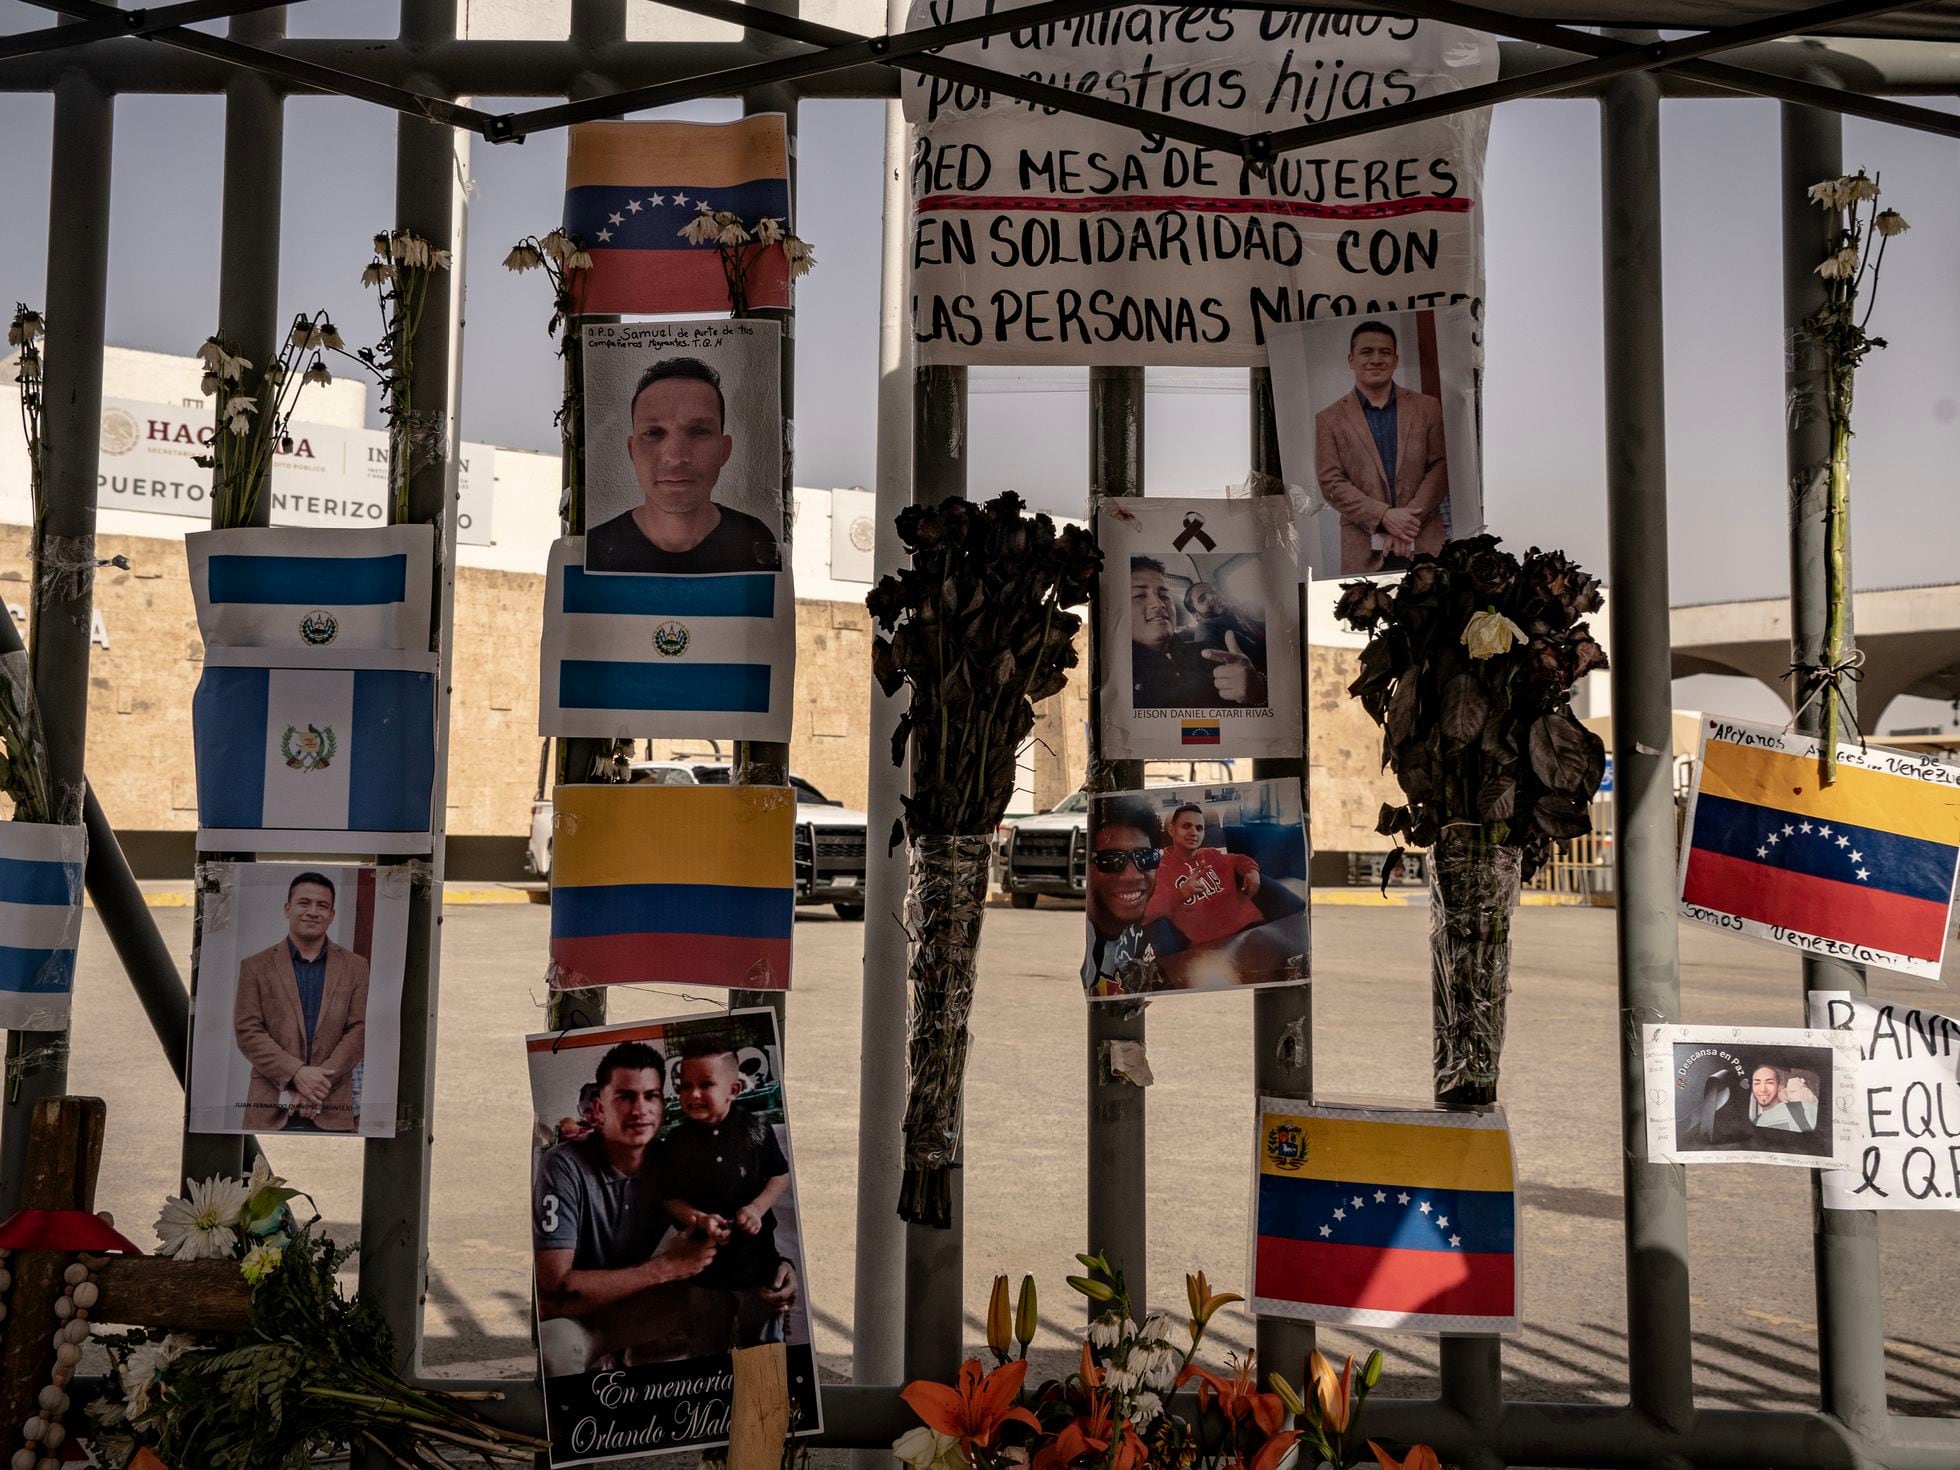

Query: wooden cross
left=0, top=1097, right=250, bottom=1441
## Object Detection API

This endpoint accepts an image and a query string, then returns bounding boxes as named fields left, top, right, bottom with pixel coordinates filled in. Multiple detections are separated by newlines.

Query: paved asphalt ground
left=65, top=894, right=1960, bottom=1421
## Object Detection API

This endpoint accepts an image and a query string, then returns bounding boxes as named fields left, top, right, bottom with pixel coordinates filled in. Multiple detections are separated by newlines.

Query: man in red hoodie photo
left=1146, top=804, right=1266, bottom=948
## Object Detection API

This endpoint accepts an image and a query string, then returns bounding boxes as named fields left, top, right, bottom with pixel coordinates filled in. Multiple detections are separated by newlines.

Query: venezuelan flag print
left=1250, top=1100, right=1519, bottom=1333
left=548, top=784, right=794, bottom=991
left=1678, top=717, right=1960, bottom=980
left=563, top=116, right=791, bottom=315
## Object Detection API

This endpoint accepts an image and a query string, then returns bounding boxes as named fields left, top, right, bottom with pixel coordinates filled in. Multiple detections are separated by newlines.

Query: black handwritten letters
left=902, top=0, right=1497, bottom=364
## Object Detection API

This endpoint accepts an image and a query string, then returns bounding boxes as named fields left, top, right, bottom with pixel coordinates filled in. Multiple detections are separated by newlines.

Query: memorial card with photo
left=1643, top=1024, right=1859, bottom=1169
left=581, top=320, right=784, bottom=576
left=1082, top=779, right=1309, bottom=1001
left=1096, top=497, right=1302, bottom=760
left=187, top=862, right=411, bottom=1138
left=1266, top=305, right=1483, bottom=580
left=525, top=1011, right=821, bottom=1465
left=1810, top=991, right=1960, bottom=1211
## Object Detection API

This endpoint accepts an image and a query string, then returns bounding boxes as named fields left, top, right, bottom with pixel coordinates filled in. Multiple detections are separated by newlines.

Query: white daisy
left=155, top=1174, right=250, bottom=1261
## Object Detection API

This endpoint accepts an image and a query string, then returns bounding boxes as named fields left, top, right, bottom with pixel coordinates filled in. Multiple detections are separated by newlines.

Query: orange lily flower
left=1251, top=1429, right=1303, bottom=1470
left=1179, top=1357, right=1287, bottom=1435
left=902, top=1358, right=1041, bottom=1454
left=1369, top=1442, right=1443, bottom=1470
left=1309, top=1349, right=1355, bottom=1434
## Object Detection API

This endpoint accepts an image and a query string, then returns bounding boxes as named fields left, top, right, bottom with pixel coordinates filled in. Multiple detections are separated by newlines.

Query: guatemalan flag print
left=193, top=658, right=438, bottom=854
left=187, top=525, right=434, bottom=658
left=0, top=821, right=87, bottom=1032
left=538, top=537, right=795, bottom=743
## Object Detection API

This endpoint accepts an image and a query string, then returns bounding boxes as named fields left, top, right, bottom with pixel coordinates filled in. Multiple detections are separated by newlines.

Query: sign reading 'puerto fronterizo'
left=903, top=2, right=1497, bottom=365
left=95, top=396, right=496, bottom=544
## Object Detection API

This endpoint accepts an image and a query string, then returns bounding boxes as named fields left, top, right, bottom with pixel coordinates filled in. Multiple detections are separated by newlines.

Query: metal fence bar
left=1598, top=54, right=1696, bottom=1434
left=1778, top=93, right=1892, bottom=1441
left=901, top=362, right=967, bottom=1387
left=0, top=61, right=113, bottom=1219
left=1247, top=369, right=1314, bottom=1394
left=354, top=5, right=465, bottom=1436
left=1085, top=367, right=1148, bottom=1307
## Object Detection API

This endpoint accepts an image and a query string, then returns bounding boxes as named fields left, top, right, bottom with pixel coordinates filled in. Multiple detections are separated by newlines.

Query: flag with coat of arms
left=187, top=524, right=434, bottom=658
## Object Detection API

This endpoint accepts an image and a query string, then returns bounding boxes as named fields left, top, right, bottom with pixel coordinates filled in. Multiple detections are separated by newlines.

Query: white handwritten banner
left=903, top=3, right=1497, bottom=365
left=1811, top=991, right=1960, bottom=1211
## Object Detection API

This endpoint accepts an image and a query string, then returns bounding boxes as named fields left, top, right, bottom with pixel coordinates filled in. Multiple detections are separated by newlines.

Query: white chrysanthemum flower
left=361, top=262, right=394, bottom=288
left=303, top=361, right=332, bottom=387
left=320, top=324, right=344, bottom=351
left=1845, top=173, right=1879, bottom=203
left=539, top=228, right=571, bottom=262
left=1132, top=1390, right=1163, bottom=1425
left=373, top=232, right=392, bottom=255
left=155, top=1174, right=250, bottom=1260
left=755, top=216, right=785, bottom=244
left=1104, top=1365, right=1136, bottom=1394
left=18, top=355, right=40, bottom=383
left=1814, top=246, right=1861, bottom=281
left=1874, top=209, right=1909, bottom=238
left=196, top=336, right=226, bottom=371
left=431, top=248, right=453, bottom=270
left=783, top=235, right=816, bottom=277
left=567, top=250, right=594, bottom=271
left=503, top=243, right=543, bottom=272
left=199, top=372, right=221, bottom=397
left=715, top=222, right=751, bottom=247
left=7, top=311, right=43, bottom=347
left=681, top=214, right=719, bottom=245
left=892, top=1426, right=965, bottom=1470
left=1807, top=177, right=1850, bottom=209
left=1087, top=1313, right=1122, bottom=1348
left=219, top=350, right=252, bottom=382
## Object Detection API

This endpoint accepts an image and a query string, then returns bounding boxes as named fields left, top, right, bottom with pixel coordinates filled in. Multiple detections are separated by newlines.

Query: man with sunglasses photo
left=1082, top=800, right=1185, bottom=997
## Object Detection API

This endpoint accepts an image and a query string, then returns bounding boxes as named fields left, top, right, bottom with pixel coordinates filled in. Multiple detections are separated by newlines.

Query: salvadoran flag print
left=193, top=659, right=438, bottom=854
left=187, top=525, right=434, bottom=658
left=0, top=821, right=86, bottom=1032
left=537, top=537, right=794, bottom=743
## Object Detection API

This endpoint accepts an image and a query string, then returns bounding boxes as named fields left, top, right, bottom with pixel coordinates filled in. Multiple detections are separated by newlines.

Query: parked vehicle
left=996, top=789, right=1089, bottom=908
left=525, top=752, right=869, bottom=918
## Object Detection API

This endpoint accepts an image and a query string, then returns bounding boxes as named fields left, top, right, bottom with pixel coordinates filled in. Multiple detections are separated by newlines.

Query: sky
left=1, top=1, right=1955, bottom=729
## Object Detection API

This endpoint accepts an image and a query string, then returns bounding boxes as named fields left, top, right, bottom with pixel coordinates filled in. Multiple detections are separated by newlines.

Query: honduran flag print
left=538, top=537, right=794, bottom=743
left=193, top=658, right=438, bottom=854
left=187, top=525, right=434, bottom=659
left=548, top=784, right=794, bottom=990
left=1679, top=717, right=1960, bottom=980
left=1250, top=1099, right=1520, bottom=1334
left=0, top=821, right=86, bottom=1032
left=564, top=116, right=791, bottom=316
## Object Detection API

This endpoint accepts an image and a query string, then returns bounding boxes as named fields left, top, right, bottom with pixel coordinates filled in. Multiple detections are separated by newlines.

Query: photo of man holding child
left=526, top=1010, right=820, bottom=1465
left=1082, top=780, right=1310, bottom=1001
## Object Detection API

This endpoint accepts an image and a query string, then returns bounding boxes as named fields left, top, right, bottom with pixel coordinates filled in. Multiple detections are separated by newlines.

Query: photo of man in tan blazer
left=232, top=871, right=369, bottom=1132
left=1314, top=320, right=1450, bottom=575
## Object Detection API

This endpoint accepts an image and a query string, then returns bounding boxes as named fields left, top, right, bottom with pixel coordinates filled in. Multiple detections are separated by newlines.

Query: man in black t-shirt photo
left=585, top=356, right=782, bottom=575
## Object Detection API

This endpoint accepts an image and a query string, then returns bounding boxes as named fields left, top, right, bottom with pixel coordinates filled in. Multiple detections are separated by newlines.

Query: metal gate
left=3, top=5, right=1959, bottom=1468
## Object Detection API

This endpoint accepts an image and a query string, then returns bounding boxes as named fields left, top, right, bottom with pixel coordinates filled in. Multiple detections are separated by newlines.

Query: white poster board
left=1810, top=991, right=1960, bottom=1211
left=903, top=1, right=1497, bottom=364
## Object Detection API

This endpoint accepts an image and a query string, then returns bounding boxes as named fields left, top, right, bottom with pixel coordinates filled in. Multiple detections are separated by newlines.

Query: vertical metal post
left=182, top=3, right=289, bottom=1193
left=1601, top=59, right=1695, bottom=1434
left=901, top=362, right=966, bottom=1386
left=0, top=66, right=112, bottom=1215
left=1248, top=369, right=1313, bottom=1391
left=355, top=2, right=463, bottom=1423
left=1780, top=96, right=1888, bottom=1442
left=852, top=12, right=914, bottom=1425
left=1085, top=367, right=1146, bottom=1309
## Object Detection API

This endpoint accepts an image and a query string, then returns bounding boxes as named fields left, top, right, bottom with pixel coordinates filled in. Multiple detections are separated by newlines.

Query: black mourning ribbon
left=1172, top=512, right=1215, bottom=552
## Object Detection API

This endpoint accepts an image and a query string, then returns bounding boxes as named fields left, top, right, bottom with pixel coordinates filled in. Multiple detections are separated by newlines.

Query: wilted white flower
left=320, top=324, right=344, bottom=351
left=681, top=214, right=719, bottom=246
left=1874, top=209, right=1909, bottom=238
left=1138, top=1312, right=1173, bottom=1344
left=303, top=360, right=332, bottom=387
left=154, top=1175, right=250, bottom=1261
left=1461, top=608, right=1527, bottom=660
left=503, top=243, right=543, bottom=273
left=1087, top=1313, right=1122, bottom=1348
left=1845, top=172, right=1880, bottom=203
left=783, top=235, right=816, bottom=278
left=200, top=371, right=221, bottom=397
left=755, top=216, right=785, bottom=244
left=265, top=362, right=288, bottom=385
left=17, top=355, right=40, bottom=383
left=372, top=232, right=392, bottom=255
left=1102, top=1365, right=1136, bottom=1394
left=567, top=249, right=594, bottom=271
left=715, top=221, right=751, bottom=247
left=539, top=228, right=572, bottom=263
left=1814, top=246, right=1861, bottom=281
left=361, top=261, right=394, bottom=288
left=388, top=231, right=409, bottom=262
left=223, top=394, right=258, bottom=418
left=219, top=350, right=252, bottom=382
left=430, top=248, right=453, bottom=270
left=289, top=321, right=323, bottom=351
left=892, top=1427, right=966, bottom=1470
left=7, top=310, right=43, bottom=346
left=196, top=336, right=226, bottom=371
left=1807, top=177, right=1851, bottom=209
left=1131, top=1390, right=1163, bottom=1426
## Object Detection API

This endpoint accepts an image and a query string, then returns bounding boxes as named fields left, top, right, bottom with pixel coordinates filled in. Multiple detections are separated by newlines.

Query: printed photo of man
left=1130, top=557, right=1266, bottom=711
left=1314, top=320, right=1448, bottom=575
left=586, top=356, right=782, bottom=575
left=1082, top=800, right=1180, bottom=997
left=231, top=871, right=369, bottom=1133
